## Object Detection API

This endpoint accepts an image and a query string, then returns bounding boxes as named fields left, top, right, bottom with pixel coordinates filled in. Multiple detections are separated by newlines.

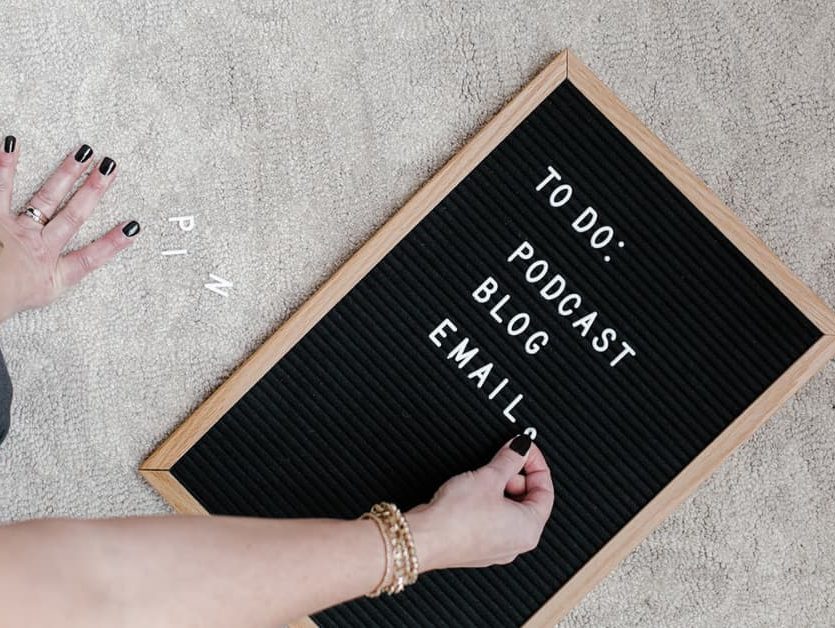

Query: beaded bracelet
left=361, top=501, right=419, bottom=596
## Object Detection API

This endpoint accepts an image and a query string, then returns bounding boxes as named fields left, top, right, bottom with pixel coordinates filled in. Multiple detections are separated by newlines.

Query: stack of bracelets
left=361, top=502, right=420, bottom=596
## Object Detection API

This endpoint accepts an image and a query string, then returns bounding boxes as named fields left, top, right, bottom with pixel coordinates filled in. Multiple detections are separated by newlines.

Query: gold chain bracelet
left=361, top=502, right=419, bottom=596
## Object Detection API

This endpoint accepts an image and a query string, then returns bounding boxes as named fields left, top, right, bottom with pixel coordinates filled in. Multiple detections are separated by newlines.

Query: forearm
left=0, top=513, right=437, bottom=627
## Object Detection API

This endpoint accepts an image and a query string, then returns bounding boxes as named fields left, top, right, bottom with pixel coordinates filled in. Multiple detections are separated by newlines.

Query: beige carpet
left=0, top=1, right=833, bottom=625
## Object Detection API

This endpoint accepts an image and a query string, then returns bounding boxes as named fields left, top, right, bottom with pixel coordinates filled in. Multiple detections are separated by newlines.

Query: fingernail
left=74, top=144, right=93, bottom=163
left=99, top=157, right=116, bottom=176
left=3, top=135, right=15, bottom=153
left=509, top=434, right=531, bottom=456
left=122, top=221, right=140, bottom=237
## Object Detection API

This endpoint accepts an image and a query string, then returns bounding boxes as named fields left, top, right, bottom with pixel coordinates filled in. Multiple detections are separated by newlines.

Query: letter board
left=141, top=51, right=835, bottom=627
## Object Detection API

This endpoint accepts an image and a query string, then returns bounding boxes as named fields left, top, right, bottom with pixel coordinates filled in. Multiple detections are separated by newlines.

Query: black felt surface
left=172, top=81, right=821, bottom=626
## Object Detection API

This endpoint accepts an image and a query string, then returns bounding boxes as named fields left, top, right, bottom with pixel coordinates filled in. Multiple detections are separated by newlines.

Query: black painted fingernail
left=122, top=221, right=140, bottom=237
left=74, top=144, right=93, bottom=163
left=3, top=135, right=15, bottom=153
left=99, top=157, right=116, bottom=176
left=509, top=434, right=531, bottom=456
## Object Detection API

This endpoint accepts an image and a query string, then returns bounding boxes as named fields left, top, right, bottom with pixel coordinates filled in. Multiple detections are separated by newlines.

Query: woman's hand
left=407, top=434, right=554, bottom=572
left=0, top=137, right=140, bottom=322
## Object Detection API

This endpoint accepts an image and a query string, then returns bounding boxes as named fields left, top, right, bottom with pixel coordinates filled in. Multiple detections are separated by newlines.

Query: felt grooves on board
left=171, top=81, right=821, bottom=626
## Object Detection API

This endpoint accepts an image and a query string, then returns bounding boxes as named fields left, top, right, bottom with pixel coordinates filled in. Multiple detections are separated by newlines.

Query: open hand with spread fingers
left=0, top=137, right=140, bottom=323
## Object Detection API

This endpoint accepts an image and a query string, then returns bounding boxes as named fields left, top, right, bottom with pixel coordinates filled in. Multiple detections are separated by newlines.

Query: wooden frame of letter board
left=141, top=50, right=835, bottom=627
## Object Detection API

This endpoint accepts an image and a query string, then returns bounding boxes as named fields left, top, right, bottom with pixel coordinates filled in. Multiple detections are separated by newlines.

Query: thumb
left=486, top=434, right=532, bottom=483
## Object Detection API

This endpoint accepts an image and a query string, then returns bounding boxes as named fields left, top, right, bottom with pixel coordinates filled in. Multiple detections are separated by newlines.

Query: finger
left=485, top=434, right=532, bottom=483
left=57, top=220, right=140, bottom=287
left=0, top=135, right=19, bottom=217
left=18, top=144, right=95, bottom=226
left=505, top=474, right=526, bottom=497
left=44, top=156, right=117, bottom=250
left=519, top=443, right=555, bottom=522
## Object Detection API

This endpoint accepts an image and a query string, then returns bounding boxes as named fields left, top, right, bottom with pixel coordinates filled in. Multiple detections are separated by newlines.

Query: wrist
left=0, top=275, right=19, bottom=324
left=404, top=504, right=445, bottom=574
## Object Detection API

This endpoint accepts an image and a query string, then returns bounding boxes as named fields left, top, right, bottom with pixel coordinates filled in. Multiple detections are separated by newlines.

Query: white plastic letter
left=572, top=207, right=598, bottom=233
left=525, top=260, right=549, bottom=283
left=507, top=241, right=534, bottom=263
left=204, top=273, right=233, bottom=298
left=590, top=226, right=614, bottom=249
left=609, top=341, right=637, bottom=367
left=535, top=165, right=561, bottom=191
left=429, top=318, right=457, bottom=347
left=447, top=338, right=479, bottom=369
left=473, top=277, right=499, bottom=303
left=169, top=215, right=195, bottom=232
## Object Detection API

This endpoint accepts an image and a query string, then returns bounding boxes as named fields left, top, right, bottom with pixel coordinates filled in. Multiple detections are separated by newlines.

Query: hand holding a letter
left=407, top=434, right=555, bottom=571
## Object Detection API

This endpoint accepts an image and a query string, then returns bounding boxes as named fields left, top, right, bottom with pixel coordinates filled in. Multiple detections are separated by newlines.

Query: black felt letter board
left=171, top=81, right=821, bottom=626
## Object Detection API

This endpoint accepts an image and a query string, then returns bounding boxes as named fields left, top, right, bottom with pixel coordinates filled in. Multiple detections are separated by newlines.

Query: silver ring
left=23, top=206, right=49, bottom=226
